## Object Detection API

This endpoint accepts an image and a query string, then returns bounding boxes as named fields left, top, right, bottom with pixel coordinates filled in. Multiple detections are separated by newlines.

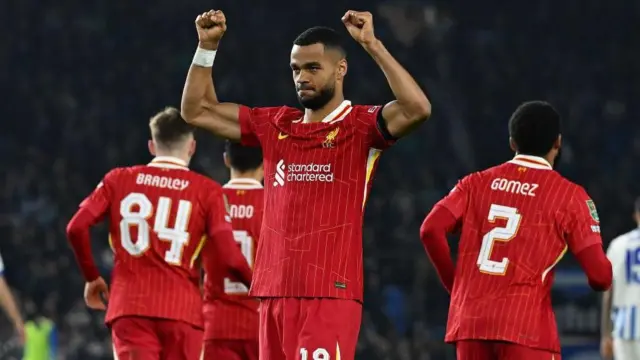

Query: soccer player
left=203, top=141, right=264, bottom=360
left=0, top=252, right=25, bottom=343
left=65, top=107, right=253, bottom=360
left=181, top=9, right=431, bottom=360
left=419, top=101, right=612, bottom=360
left=600, top=197, right=640, bottom=360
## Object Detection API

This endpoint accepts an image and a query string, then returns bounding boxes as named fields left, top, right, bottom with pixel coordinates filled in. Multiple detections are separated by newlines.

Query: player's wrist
left=198, top=41, right=219, bottom=51
left=193, top=46, right=217, bottom=67
left=362, top=38, right=384, bottom=53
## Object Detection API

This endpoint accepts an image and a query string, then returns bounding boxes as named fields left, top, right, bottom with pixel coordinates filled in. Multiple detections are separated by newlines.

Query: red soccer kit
left=433, top=154, right=605, bottom=357
left=203, top=178, right=264, bottom=360
left=238, top=100, right=395, bottom=359
left=76, top=157, right=252, bottom=360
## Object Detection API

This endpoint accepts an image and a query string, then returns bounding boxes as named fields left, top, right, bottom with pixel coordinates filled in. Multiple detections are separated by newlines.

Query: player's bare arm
left=342, top=11, right=431, bottom=138
left=600, top=288, right=614, bottom=359
left=181, top=10, right=242, bottom=141
left=0, top=276, right=24, bottom=342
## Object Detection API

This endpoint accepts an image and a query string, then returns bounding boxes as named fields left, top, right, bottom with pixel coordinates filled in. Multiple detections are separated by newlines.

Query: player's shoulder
left=100, top=166, right=134, bottom=184
left=253, top=105, right=303, bottom=122
left=350, top=104, right=382, bottom=115
left=184, top=171, right=224, bottom=191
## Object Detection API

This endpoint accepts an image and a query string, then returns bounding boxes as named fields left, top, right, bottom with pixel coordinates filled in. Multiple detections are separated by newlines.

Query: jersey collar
left=148, top=156, right=189, bottom=170
left=223, top=178, right=263, bottom=189
left=294, top=100, right=353, bottom=124
left=508, top=154, right=552, bottom=170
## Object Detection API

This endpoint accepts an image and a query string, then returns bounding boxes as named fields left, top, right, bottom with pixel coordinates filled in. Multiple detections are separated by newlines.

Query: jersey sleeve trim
left=376, top=108, right=398, bottom=141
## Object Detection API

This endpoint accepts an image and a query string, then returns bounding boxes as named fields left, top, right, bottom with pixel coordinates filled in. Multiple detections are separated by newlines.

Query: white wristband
left=192, top=47, right=217, bottom=67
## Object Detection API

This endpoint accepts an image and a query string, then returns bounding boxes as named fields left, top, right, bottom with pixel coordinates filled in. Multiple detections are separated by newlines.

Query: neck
left=230, top=168, right=263, bottom=182
left=303, top=94, right=345, bottom=123
left=155, top=152, right=190, bottom=165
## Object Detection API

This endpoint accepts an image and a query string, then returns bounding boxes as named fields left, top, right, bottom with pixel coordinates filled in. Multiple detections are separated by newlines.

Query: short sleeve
left=564, top=187, right=603, bottom=254
left=79, top=170, right=116, bottom=218
left=206, top=187, right=233, bottom=237
left=0, top=252, right=4, bottom=275
left=435, top=176, right=471, bottom=220
left=238, top=106, right=279, bottom=147
left=361, top=105, right=397, bottom=150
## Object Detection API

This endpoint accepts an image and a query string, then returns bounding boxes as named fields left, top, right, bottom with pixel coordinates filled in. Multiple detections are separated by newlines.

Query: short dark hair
left=634, top=197, right=640, bottom=213
left=149, top=107, right=195, bottom=149
left=508, top=101, right=561, bottom=156
left=293, top=26, right=346, bottom=57
left=225, top=140, right=263, bottom=172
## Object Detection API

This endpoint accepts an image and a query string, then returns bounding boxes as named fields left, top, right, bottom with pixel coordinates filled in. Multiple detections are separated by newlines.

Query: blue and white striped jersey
left=608, top=228, right=640, bottom=340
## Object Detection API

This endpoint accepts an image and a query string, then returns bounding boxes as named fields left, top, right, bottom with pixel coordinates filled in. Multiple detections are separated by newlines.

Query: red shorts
left=259, top=298, right=362, bottom=360
left=456, top=340, right=561, bottom=360
left=203, top=339, right=259, bottom=360
left=111, top=316, right=203, bottom=360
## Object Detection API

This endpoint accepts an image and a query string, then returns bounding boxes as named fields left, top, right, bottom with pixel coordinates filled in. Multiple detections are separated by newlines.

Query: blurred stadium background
left=1, top=0, right=637, bottom=359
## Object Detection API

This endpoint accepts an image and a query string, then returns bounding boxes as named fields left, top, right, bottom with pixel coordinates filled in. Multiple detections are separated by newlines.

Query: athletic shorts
left=456, top=340, right=561, bottom=360
left=613, top=338, right=640, bottom=360
left=111, top=316, right=203, bottom=360
left=259, top=298, right=362, bottom=360
left=202, top=339, right=259, bottom=360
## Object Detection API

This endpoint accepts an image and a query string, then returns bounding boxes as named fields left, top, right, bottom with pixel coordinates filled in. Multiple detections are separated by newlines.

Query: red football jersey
left=437, top=154, right=603, bottom=352
left=204, top=178, right=264, bottom=340
left=239, top=100, right=394, bottom=300
left=80, top=156, right=241, bottom=328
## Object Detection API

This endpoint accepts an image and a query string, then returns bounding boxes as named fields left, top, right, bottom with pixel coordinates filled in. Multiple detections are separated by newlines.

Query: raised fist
left=195, top=10, right=227, bottom=47
left=341, top=11, right=377, bottom=47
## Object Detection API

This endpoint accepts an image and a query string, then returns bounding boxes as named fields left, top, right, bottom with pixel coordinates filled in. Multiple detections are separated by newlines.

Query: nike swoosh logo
left=278, top=132, right=289, bottom=140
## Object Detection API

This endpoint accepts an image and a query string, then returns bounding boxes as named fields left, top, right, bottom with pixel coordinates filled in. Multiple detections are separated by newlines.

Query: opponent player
left=181, top=9, right=431, bottom=360
left=419, top=101, right=612, bottom=360
left=600, top=197, right=640, bottom=360
left=65, top=107, right=253, bottom=360
left=203, top=141, right=264, bottom=360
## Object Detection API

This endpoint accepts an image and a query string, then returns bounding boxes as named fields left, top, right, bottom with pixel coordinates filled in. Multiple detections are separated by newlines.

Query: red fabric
left=419, top=205, right=458, bottom=293
left=111, top=316, right=203, bottom=360
left=456, top=340, right=562, bottom=360
left=204, top=184, right=263, bottom=340
left=239, top=104, right=394, bottom=300
left=575, top=244, right=612, bottom=291
left=203, top=339, right=259, bottom=360
left=77, top=164, right=251, bottom=328
left=431, top=159, right=604, bottom=353
left=66, top=207, right=102, bottom=281
left=259, top=298, right=362, bottom=360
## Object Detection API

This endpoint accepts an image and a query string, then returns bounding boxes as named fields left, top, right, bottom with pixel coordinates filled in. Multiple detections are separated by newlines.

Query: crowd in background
left=1, top=0, right=638, bottom=358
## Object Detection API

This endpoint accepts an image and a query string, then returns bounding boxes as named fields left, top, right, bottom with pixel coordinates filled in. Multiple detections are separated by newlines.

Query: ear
left=508, top=137, right=517, bottom=153
left=148, top=140, right=156, bottom=156
left=554, top=134, right=562, bottom=150
left=189, top=139, right=196, bottom=157
left=337, top=59, right=348, bottom=79
left=223, top=152, right=231, bottom=169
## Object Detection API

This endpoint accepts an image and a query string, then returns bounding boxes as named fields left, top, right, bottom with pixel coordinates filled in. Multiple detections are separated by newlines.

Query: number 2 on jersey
left=477, top=204, right=522, bottom=275
left=120, top=193, right=192, bottom=266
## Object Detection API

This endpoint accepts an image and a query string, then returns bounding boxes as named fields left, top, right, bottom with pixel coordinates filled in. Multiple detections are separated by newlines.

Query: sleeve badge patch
left=586, top=199, right=600, bottom=222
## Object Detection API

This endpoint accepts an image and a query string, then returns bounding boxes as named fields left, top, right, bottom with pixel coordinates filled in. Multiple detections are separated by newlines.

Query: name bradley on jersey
left=490, top=177, right=538, bottom=197
left=136, top=173, right=190, bottom=191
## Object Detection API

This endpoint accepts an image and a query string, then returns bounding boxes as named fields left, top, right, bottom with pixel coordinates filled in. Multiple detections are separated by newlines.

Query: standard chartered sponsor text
left=286, top=163, right=334, bottom=183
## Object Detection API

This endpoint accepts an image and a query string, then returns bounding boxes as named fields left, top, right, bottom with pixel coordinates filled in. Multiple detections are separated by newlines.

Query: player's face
left=290, top=44, right=345, bottom=110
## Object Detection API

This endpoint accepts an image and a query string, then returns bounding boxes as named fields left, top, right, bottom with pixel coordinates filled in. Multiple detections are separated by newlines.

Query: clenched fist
left=195, top=10, right=227, bottom=49
left=341, top=11, right=378, bottom=47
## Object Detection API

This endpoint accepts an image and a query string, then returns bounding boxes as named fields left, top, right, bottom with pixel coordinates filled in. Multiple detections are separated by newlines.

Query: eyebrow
left=290, top=61, right=322, bottom=69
